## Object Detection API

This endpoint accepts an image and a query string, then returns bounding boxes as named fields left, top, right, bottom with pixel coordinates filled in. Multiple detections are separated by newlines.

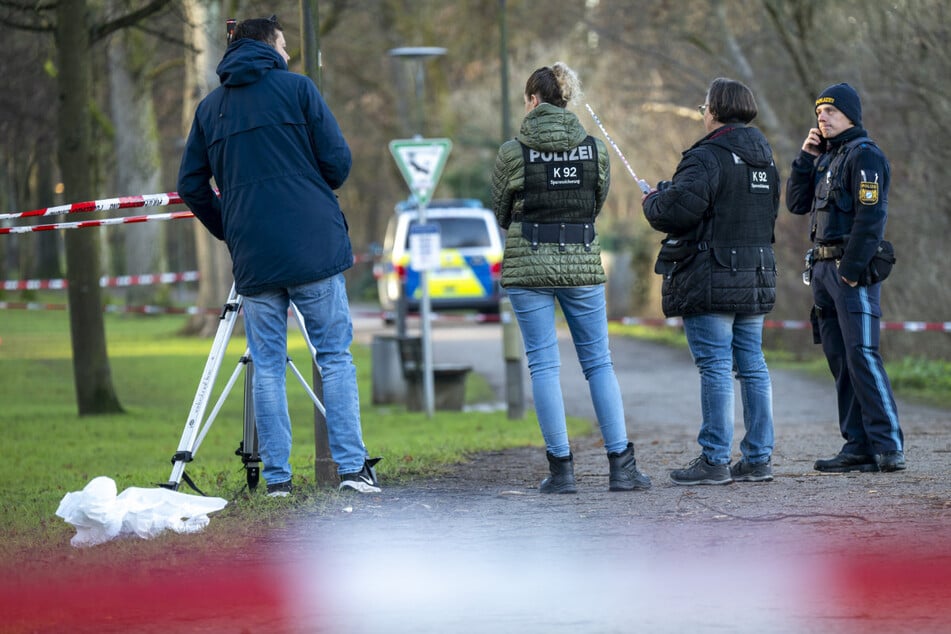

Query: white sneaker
left=266, top=480, right=293, bottom=497
left=338, top=458, right=382, bottom=493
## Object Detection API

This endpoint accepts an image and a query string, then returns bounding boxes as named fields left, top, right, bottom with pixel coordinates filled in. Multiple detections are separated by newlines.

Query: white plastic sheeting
left=55, top=476, right=227, bottom=547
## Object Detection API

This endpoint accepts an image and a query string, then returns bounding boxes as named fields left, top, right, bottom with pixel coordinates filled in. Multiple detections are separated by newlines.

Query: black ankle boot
left=607, top=442, right=652, bottom=491
left=540, top=452, right=577, bottom=494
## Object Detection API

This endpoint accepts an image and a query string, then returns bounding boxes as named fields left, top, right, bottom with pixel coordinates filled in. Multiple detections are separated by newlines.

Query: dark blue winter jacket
left=177, top=38, right=353, bottom=296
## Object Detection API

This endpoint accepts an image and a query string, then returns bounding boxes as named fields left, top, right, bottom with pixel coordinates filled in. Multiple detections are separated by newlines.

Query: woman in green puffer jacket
left=490, top=62, right=651, bottom=495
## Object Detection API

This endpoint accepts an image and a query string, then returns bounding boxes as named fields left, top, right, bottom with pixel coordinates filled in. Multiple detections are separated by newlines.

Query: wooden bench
left=397, top=336, right=472, bottom=411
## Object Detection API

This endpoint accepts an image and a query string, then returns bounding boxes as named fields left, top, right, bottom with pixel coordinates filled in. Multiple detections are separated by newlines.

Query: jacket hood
left=217, top=38, right=287, bottom=87
left=697, top=124, right=773, bottom=167
left=517, top=103, right=588, bottom=151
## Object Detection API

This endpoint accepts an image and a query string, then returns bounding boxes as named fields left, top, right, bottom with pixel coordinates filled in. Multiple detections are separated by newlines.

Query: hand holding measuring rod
left=585, top=103, right=651, bottom=194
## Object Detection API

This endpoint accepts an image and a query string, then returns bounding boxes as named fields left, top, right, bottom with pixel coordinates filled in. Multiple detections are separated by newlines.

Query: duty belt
left=813, top=244, right=844, bottom=261
left=523, top=221, right=595, bottom=252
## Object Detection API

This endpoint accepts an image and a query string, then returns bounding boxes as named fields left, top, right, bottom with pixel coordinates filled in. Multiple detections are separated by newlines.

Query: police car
left=373, top=199, right=503, bottom=322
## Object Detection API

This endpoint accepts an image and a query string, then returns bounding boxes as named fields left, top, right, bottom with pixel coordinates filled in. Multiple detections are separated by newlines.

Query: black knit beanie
left=815, top=83, right=862, bottom=126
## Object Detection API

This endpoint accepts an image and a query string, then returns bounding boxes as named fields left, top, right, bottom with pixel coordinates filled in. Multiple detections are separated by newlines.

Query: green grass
left=1, top=308, right=588, bottom=563
left=609, top=321, right=688, bottom=347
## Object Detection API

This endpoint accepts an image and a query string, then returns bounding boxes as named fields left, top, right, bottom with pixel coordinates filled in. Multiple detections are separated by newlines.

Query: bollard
left=500, top=296, right=525, bottom=419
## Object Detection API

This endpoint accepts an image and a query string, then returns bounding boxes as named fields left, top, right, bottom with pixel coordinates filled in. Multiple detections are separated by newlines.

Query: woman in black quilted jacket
left=642, top=77, right=779, bottom=486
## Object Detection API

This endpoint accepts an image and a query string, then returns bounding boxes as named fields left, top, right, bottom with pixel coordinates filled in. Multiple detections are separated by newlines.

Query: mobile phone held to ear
left=806, top=128, right=828, bottom=155
left=226, top=18, right=236, bottom=44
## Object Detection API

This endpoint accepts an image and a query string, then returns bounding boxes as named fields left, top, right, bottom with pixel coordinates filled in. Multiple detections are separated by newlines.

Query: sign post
left=389, top=138, right=452, bottom=417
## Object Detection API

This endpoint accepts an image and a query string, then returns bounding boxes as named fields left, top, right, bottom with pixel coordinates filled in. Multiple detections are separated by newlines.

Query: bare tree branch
left=0, top=0, right=53, bottom=31
left=91, top=0, right=173, bottom=43
left=761, top=0, right=818, bottom=99
left=0, top=0, right=55, bottom=8
left=132, top=21, right=188, bottom=48
left=319, top=0, right=350, bottom=35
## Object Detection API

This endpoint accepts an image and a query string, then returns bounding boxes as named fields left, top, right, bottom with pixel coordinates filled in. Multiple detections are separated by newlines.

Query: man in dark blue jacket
left=786, top=82, right=905, bottom=474
left=178, top=16, right=380, bottom=495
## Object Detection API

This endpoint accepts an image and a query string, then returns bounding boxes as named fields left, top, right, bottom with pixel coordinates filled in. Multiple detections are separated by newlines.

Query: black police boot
left=607, top=442, right=652, bottom=491
left=540, top=452, right=577, bottom=494
left=814, top=452, right=879, bottom=473
left=877, top=450, right=907, bottom=472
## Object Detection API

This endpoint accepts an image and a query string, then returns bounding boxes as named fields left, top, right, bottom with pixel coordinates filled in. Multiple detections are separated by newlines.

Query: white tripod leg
left=286, top=357, right=326, bottom=416
left=164, top=285, right=243, bottom=490
left=191, top=350, right=250, bottom=454
left=289, top=302, right=326, bottom=415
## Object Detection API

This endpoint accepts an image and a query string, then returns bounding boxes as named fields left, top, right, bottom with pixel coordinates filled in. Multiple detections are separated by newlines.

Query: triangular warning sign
left=389, top=138, right=452, bottom=206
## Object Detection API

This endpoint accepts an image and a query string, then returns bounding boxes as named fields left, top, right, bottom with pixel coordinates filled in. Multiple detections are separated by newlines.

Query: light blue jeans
left=242, top=274, right=368, bottom=484
left=682, top=313, right=774, bottom=465
left=507, top=285, right=629, bottom=456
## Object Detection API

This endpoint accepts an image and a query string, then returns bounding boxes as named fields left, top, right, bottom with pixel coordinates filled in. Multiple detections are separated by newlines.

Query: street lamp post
left=388, top=47, right=447, bottom=138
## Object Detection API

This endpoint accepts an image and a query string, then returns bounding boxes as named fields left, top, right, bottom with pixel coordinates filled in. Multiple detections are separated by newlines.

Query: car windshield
left=406, top=217, right=491, bottom=249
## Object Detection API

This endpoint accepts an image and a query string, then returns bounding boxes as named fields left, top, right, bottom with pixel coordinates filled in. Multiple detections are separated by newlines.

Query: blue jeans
left=682, top=313, right=774, bottom=465
left=242, top=274, right=368, bottom=484
left=507, top=285, right=629, bottom=456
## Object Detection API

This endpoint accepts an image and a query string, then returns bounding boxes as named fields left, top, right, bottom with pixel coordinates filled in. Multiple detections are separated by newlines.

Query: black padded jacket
left=643, top=124, right=779, bottom=317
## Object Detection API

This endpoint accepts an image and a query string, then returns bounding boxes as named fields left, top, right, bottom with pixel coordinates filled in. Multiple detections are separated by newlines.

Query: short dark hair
left=232, top=15, right=283, bottom=47
left=706, top=77, right=758, bottom=124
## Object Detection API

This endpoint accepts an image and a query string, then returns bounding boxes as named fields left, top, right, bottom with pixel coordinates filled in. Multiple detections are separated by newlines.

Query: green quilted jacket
left=491, top=102, right=610, bottom=288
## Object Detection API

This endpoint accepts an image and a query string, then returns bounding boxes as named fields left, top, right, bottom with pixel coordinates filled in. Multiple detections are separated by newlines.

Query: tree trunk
left=56, top=0, right=123, bottom=415
left=0, top=151, right=11, bottom=282
left=181, top=0, right=233, bottom=336
left=107, top=22, right=163, bottom=307
left=33, top=152, right=63, bottom=280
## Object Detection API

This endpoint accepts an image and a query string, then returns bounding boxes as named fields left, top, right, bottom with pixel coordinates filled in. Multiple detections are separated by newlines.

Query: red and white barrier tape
left=0, top=210, right=195, bottom=235
left=2, top=193, right=945, bottom=331
left=0, top=192, right=185, bottom=222
left=2, top=271, right=199, bottom=291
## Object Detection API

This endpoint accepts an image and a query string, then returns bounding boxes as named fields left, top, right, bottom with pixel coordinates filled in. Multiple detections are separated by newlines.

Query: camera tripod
left=162, top=284, right=325, bottom=494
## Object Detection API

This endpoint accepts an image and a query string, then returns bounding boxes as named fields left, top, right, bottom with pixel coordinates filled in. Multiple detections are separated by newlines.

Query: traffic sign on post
left=389, top=138, right=452, bottom=417
left=389, top=138, right=452, bottom=207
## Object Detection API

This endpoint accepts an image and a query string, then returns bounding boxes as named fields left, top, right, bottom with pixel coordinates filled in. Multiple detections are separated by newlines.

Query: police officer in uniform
left=786, top=83, right=906, bottom=473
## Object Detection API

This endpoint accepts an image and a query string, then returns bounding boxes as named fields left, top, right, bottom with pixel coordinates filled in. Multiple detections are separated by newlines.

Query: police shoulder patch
left=858, top=181, right=879, bottom=205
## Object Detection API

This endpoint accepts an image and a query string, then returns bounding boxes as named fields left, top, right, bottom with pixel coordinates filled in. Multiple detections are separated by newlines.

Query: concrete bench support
left=397, top=336, right=472, bottom=411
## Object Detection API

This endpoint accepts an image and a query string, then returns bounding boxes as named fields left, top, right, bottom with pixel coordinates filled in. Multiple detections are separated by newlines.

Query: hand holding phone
left=802, top=127, right=827, bottom=156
